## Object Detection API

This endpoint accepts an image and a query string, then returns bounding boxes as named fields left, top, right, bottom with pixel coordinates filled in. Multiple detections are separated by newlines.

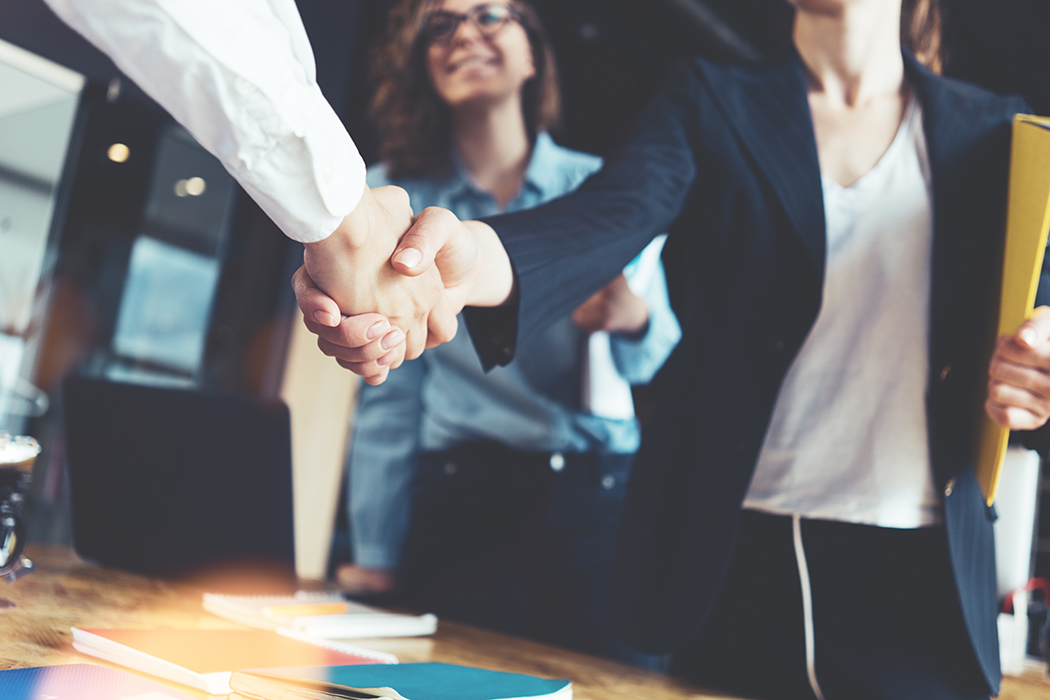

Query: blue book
left=0, top=664, right=196, bottom=700
left=229, top=662, right=572, bottom=700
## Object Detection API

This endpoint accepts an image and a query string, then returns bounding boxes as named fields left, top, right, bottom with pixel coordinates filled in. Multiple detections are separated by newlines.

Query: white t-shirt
left=43, top=0, right=367, bottom=243
left=743, top=96, right=942, bottom=528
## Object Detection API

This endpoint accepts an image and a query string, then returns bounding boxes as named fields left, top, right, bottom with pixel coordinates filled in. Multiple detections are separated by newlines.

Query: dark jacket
left=471, top=50, right=1040, bottom=694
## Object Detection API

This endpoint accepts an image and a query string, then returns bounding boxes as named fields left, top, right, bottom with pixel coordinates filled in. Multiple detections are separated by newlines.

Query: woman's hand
left=572, top=273, right=649, bottom=336
left=986, top=305, right=1050, bottom=430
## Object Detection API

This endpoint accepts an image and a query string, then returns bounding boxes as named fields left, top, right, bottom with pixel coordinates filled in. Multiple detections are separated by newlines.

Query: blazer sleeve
left=466, top=60, right=703, bottom=368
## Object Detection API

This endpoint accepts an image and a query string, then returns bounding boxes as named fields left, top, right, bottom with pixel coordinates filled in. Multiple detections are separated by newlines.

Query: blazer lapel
left=698, top=54, right=826, bottom=280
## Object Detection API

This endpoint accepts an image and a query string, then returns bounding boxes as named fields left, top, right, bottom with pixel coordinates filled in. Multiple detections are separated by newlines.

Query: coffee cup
left=0, top=433, right=39, bottom=581
left=0, top=434, right=40, bottom=473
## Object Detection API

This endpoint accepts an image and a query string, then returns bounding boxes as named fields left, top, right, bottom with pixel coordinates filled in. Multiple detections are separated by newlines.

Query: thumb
left=1017, top=305, right=1050, bottom=348
left=391, top=206, right=458, bottom=277
left=292, top=264, right=341, bottom=327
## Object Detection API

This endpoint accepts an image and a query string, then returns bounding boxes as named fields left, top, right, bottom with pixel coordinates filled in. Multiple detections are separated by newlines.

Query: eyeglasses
left=423, top=3, right=521, bottom=45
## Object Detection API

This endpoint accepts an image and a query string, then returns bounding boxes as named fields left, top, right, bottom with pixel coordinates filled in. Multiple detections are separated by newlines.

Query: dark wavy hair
left=369, top=0, right=561, bottom=180
left=901, top=0, right=942, bottom=73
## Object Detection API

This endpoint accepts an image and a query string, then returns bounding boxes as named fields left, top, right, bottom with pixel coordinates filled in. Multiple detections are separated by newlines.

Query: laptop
left=63, top=376, right=296, bottom=590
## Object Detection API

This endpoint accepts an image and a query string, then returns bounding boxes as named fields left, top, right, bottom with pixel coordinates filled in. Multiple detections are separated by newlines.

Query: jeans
left=397, top=442, right=666, bottom=670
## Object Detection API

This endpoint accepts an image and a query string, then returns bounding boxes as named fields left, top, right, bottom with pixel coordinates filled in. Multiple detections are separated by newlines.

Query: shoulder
left=532, top=133, right=603, bottom=195
left=366, top=161, right=444, bottom=206
left=906, top=53, right=1030, bottom=124
left=924, top=72, right=1028, bottom=118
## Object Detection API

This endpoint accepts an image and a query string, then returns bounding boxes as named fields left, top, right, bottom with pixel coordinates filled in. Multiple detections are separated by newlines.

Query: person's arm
left=45, top=0, right=457, bottom=361
left=455, top=61, right=701, bottom=367
left=608, top=255, right=681, bottom=385
left=571, top=274, right=650, bottom=338
left=293, top=60, right=703, bottom=381
left=346, top=356, right=427, bottom=579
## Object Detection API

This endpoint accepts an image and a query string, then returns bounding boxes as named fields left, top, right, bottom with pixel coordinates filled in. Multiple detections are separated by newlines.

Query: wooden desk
left=2, top=545, right=1048, bottom=700
left=0, top=544, right=737, bottom=699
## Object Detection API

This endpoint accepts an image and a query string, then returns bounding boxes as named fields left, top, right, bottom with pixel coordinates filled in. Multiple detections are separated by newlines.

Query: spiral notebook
left=70, top=627, right=396, bottom=695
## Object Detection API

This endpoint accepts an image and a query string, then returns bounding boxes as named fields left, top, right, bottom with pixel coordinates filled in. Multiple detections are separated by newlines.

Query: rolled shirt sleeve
left=610, top=235, right=681, bottom=384
left=43, top=0, right=366, bottom=243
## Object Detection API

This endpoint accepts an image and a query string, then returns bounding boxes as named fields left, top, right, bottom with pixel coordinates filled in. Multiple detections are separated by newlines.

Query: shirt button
left=549, top=452, right=565, bottom=472
left=322, top=160, right=336, bottom=184
left=773, top=340, right=785, bottom=351
left=944, top=477, right=955, bottom=497
left=939, top=364, right=952, bottom=381
left=234, top=76, right=256, bottom=96
left=443, top=462, right=457, bottom=476
left=600, top=474, right=616, bottom=490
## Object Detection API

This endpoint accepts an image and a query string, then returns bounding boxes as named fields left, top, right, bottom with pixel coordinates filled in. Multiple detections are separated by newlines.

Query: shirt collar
left=446, top=132, right=558, bottom=206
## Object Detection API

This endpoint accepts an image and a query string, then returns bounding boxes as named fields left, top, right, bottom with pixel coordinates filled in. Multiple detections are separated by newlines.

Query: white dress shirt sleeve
left=42, top=0, right=367, bottom=243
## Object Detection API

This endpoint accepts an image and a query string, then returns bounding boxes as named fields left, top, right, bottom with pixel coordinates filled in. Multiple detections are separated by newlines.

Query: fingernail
left=377, top=350, right=398, bottom=366
left=395, top=248, right=423, bottom=269
left=381, top=328, right=405, bottom=350
left=1021, top=328, right=1037, bottom=346
left=313, top=310, right=337, bottom=326
left=367, top=319, right=390, bottom=340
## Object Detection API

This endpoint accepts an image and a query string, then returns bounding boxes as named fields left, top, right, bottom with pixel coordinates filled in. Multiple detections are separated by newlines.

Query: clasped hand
left=295, top=187, right=512, bottom=384
left=986, top=306, right=1050, bottom=430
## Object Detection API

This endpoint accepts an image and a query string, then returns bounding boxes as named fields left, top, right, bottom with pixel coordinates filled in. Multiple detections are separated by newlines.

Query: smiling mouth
left=447, top=56, right=499, bottom=72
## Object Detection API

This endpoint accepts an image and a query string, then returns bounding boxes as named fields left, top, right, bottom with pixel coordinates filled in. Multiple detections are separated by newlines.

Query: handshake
left=294, top=185, right=514, bottom=385
left=294, top=185, right=653, bottom=385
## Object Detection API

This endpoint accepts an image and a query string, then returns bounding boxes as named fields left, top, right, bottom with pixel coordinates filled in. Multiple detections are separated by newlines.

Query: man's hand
left=302, top=186, right=458, bottom=363
left=294, top=203, right=515, bottom=384
left=986, top=305, right=1050, bottom=430
left=572, top=273, right=649, bottom=335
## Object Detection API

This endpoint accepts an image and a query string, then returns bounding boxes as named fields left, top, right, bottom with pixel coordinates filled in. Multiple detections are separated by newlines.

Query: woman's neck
left=452, top=97, right=532, bottom=209
left=793, top=1, right=905, bottom=106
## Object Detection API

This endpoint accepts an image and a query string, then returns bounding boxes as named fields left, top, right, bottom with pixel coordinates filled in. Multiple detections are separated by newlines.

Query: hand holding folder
left=976, top=114, right=1050, bottom=505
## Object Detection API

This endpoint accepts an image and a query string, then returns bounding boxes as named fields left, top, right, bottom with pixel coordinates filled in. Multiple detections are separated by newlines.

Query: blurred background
left=1, top=0, right=1049, bottom=645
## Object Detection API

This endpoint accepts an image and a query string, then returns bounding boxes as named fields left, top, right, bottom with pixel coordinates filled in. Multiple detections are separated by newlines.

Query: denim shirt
left=348, top=133, right=681, bottom=569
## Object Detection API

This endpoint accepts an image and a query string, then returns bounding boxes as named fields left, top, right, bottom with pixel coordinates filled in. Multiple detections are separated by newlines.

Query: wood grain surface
left=1, top=544, right=1048, bottom=700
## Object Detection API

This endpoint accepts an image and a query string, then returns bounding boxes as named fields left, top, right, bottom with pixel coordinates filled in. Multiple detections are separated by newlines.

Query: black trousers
left=397, top=442, right=666, bottom=669
left=671, top=511, right=991, bottom=700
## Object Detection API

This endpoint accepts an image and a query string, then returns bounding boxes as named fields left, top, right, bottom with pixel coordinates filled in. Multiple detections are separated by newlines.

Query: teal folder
left=230, top=662, right=572, bottom=700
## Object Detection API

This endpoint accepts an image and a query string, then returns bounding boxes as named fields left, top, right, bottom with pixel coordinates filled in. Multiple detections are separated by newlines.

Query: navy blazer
left=471, top=50, right=1039, bottom=694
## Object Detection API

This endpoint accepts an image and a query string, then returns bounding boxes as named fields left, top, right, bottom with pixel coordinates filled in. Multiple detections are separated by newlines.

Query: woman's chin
left=445, top=89, right=518, bottom=113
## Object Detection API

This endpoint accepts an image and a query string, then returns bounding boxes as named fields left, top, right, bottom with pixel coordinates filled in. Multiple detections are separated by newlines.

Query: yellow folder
left=975, top=114, right=1050, bottom=505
